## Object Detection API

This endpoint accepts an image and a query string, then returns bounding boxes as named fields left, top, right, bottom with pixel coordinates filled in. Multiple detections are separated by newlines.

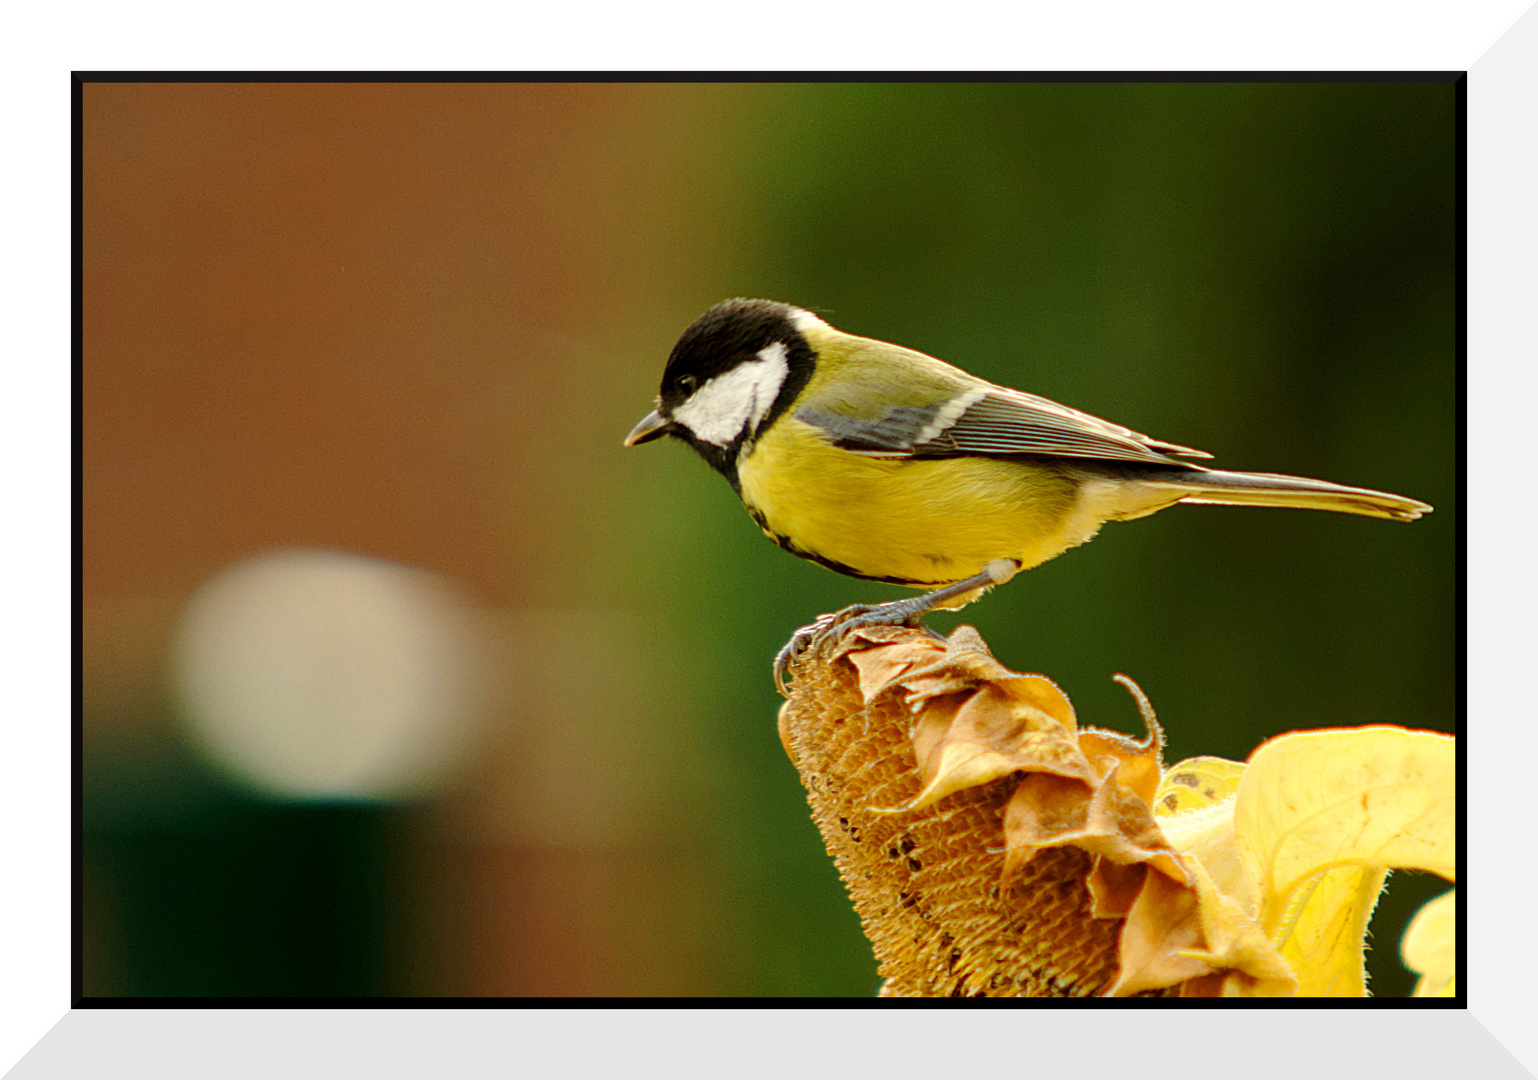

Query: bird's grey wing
left=796, top=386, right=1211, bottom=467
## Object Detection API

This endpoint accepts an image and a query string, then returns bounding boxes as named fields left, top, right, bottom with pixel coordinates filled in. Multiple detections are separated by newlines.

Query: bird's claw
left=773, top=604, right=872, bottom=696
left=772, top=601, right=944, bottom=697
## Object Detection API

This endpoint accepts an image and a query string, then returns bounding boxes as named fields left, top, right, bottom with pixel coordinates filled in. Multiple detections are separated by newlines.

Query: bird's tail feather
left=1145, top=469, right=1431, bottom=522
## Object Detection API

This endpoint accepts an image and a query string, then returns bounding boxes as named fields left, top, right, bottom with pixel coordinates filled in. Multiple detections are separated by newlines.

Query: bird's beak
left=624, top=408, right=674, bottom=447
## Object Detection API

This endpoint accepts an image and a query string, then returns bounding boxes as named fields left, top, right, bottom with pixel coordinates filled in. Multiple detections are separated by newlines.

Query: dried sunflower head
left=778, top=624, right=1454, bottom=998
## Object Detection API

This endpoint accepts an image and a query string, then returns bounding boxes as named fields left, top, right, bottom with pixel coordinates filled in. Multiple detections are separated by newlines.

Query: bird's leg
left=773, top=559, right=1020, bottom=695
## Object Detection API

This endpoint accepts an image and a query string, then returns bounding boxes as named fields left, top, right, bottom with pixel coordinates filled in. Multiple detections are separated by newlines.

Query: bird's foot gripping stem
left=772, top=559, right=1020, bottom=696
left=772, top=601, right=940, bottom=696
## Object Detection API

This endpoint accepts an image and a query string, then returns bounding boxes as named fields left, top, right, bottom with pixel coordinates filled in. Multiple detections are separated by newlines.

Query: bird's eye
left=677, top=374, right=698, bottom=394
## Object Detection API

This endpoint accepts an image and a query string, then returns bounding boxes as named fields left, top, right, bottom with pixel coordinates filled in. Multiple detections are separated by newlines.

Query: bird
left=624, top=298, right=1431, bottom=693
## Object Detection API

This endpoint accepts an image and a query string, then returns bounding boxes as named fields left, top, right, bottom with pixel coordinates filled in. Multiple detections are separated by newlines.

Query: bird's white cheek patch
left=672, top=343, right=789, bottom=447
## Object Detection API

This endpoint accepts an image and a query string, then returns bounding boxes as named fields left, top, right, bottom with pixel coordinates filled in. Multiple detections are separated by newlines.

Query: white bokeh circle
left=171, top=548, right=488, bottom=801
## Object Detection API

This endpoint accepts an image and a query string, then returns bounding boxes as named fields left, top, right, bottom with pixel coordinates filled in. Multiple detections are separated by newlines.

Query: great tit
left=625, top=299, right=1431, bottom=692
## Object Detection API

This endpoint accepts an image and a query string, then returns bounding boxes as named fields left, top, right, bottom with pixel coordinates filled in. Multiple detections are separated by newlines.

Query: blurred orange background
left=84, top=83, right=762, bottom=996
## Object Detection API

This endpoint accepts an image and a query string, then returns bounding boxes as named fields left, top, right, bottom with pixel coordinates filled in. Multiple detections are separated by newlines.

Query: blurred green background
left=82, top=80, right=1455, bottom=998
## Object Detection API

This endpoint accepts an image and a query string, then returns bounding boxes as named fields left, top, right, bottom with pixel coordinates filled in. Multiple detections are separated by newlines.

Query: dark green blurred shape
left=84, top=729, right=392, bottom=998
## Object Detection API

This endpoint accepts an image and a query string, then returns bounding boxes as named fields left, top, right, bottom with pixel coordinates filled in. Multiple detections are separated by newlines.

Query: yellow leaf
left=1401, top=889, right=1456, bottom=997
left=1235, top=726, right=1454, bottom=944
left=1155, top=755, right=1246, bottom=817
left=1274, top=864, right=1389, bottom=996
left=1222, top=727, right=1454, bottom=996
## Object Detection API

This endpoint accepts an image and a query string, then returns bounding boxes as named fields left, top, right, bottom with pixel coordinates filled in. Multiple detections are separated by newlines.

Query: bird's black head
left=625, top=298, right=819, bottom=487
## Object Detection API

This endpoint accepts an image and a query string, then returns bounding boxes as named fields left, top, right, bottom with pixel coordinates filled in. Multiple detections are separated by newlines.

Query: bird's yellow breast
left=737, top=417, right=1084, bottom=587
